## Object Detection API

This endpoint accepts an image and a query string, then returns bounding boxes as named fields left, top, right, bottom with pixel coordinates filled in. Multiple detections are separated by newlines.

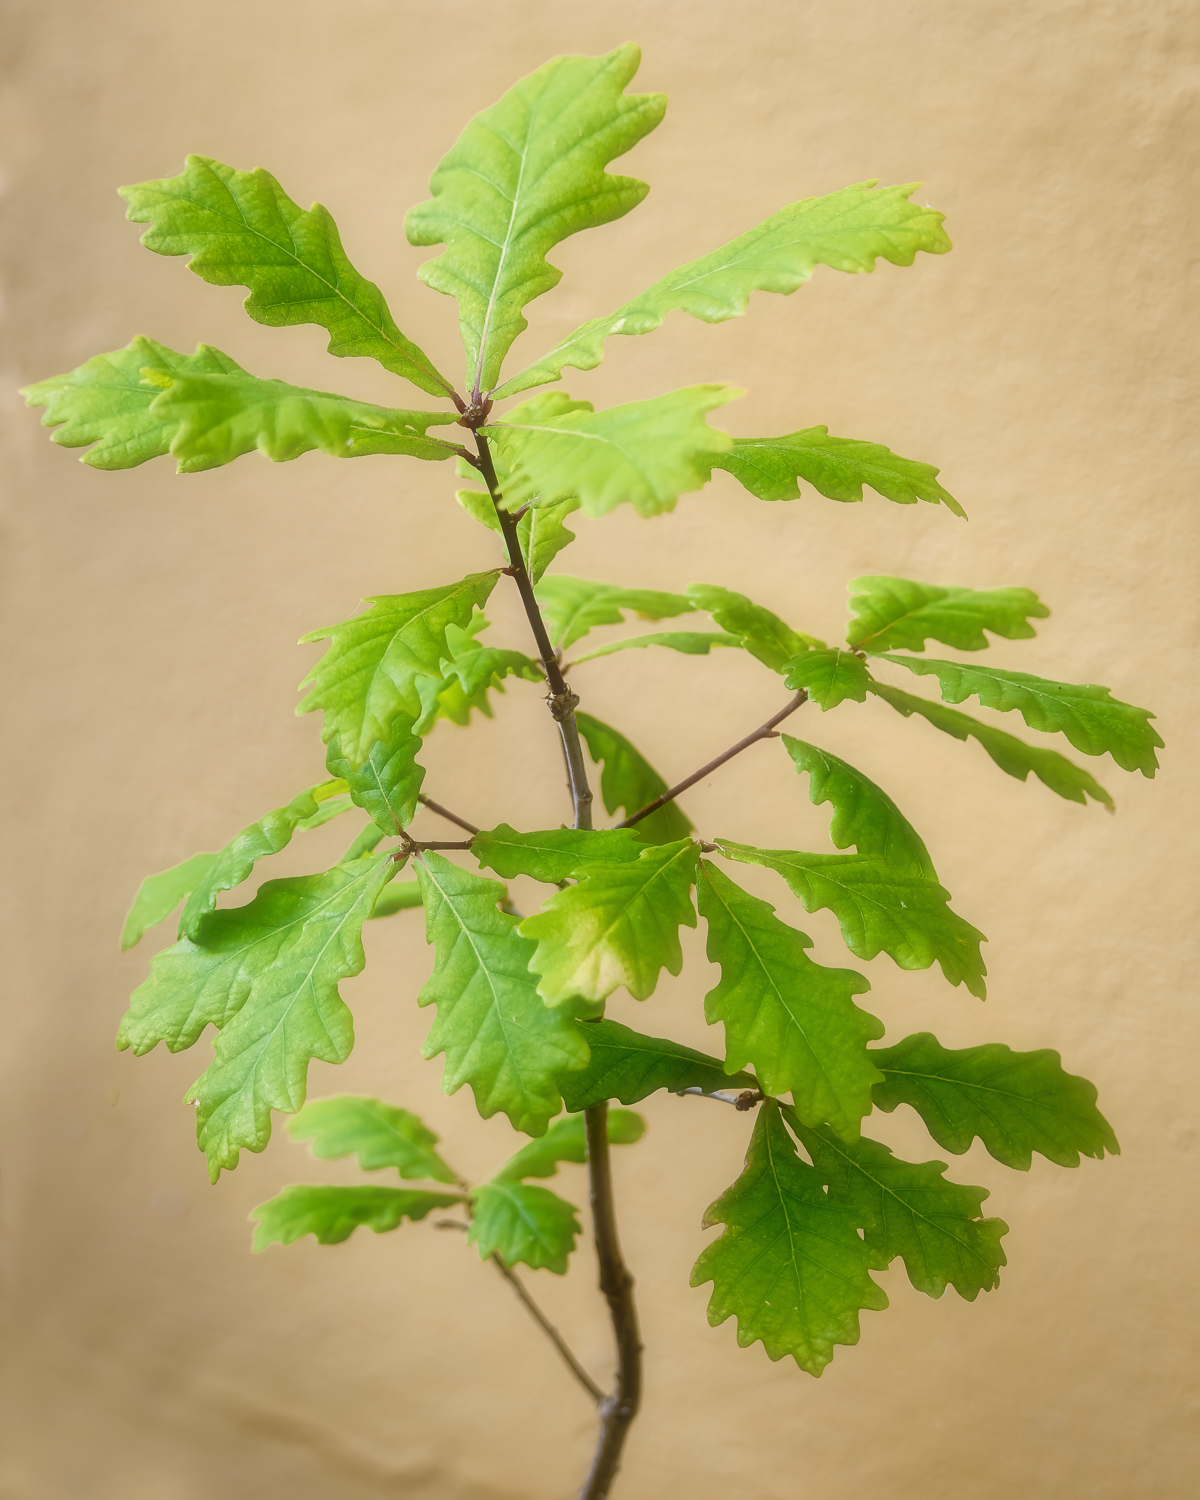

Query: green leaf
left=439, top=636, right=543, bottom=703
left=690, top=1100, right=887, bottom=1375
left=497, top=180, right=950, bottom=398
left=534, top=576, right=695, bottom=651
left=121, top=852, right=221, bottom=951
left=783, top=648, right=870, bottom=710
left=779, top=736, right=936, bottom=879
left=684, top=583, right=824, bottom=670
left=120, top=155, right=453, bottom=397
left=287, top=1095, right=458, bottom=1182
left=326, top=714, right=425, bottom=834
left=176, top=779, right=350, bottom=941
left=486, top=385, right=738, bottom=518
left=405, top=45, right=666, bottom=394
left=456, top=487, right=581, bottom=585
left=568, top=630, right=740, bottom=666
left=696, top=861, right=881, bottom=1141
left=520, top=838, right=699, bottom=1004
left=846, top=575, right=1049, bottom=653
left=251, top=1185, right=464, bottom=1250
left=877, top=655, right=1162, bottom=777
left=297, top=573, right=499, bottom=765
left=558, top=1018, right=757, bottom=1110
left=472, top=823, right=646, bottom=884
left=715, top=842, right=987, bottom=999
left=708, top=425, right=965, bottom=515
left=870, top=1031, right=1120, bottom=1170
left=415, top=853, right=589, bottom=1135
left=788, top=1112, right=1007, bottom=1300
left=119, top=854, right=395, bottom=1180
left=868, top=680, right=1115, bottom=809
left=368, top=879, right=422, bottom=919
left=575, top=711, right=694, bottom=845
left=495, top=1107, right=645, bottom=1181
left=467, top=1181, right=581, bottom=1274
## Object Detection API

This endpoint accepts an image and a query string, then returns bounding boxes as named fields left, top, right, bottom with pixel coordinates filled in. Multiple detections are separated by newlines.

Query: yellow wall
left=3, top=2, right=1197, bottom=1496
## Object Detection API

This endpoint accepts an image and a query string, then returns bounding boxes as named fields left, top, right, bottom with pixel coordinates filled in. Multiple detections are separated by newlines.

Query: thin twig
left=490, top=1254, right=605, bottom=1404
left=616, top=691, right=808, bottom=830
left=674, top=1087, right=765, bottom=1109
left=417, top=792, right=481, bottom=836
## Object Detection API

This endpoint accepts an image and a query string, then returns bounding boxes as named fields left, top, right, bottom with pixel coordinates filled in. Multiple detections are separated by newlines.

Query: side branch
left=490, top=1254, right=605, bottom=1404
left=417, top=792, right=480, bottom=836
left=616, top=691, right=808, bottom=829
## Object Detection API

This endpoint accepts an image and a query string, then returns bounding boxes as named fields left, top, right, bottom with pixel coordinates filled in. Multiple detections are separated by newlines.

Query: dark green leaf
left=495, top=1107, right=645, bottom=1181
left=690, top=1100, right=887, bottom=1375
left=558, top=1018, right=756, bottom=1109
left=534, top=576, right=695, bottom=651
left=287, top=1095, right=458, bottom=1183
left=696, top=861, right=881, bottom=1140
left=468, top=1181, right=581, bottom=1274
left=472, top=823, right=645, bottom=884
left=846, top=575, right=1049, bottom=652
left=575, top=711, right=694, bottom=845
left=251, top=1185, right=463, bottom=1249
left=685, top=583, right=824, bottom=670
left=871, top=1031, right=1120, bottom=1169
left=784, top=648, right=870, bottom=709
left=121, top=851, right=220, bottom=951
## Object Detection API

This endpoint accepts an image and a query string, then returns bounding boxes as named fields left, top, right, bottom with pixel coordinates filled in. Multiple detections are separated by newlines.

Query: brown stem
left=579, top=1104, right=642, bottom=1500
left=616, top=691, right=808, bottom=830
left=490, top=1254, right=605, bottom=1404
left=417, top=792, right=481, bottom=836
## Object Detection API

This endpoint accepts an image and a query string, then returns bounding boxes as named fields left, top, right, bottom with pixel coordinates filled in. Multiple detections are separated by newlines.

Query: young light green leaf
left=557, top=1018, right=757, bottom=1110
left=534, top=576, right=695, bottom=651
left=369, top=879, right=422, bottom=919
left=467, top=1181, right=581, bottom=1274
left=495, top=1107, right=645, bottom=1182
left=288, top=1095, right=458, bottom=1183
left=846, top=575, right=1049, bottom=652
left=690, top=1100, right=887, bottom=1375
left=325, top=714, right=425, bottom=834
left=783, top=648, right=870, bottom=710
left=520, top=839, right=699, bottom=1004
left=456, top=487, right=581, bottom=584
left=877, top=655, right=1162, bottom=777
left=121, top=156, right=453, bottom=397
left=868, top=680, right=1115, bottom=809
left=696, top=861, right=881, bottom=1141
left=575, top=711, right=694, bottom=845
left=251, top=1185, right=464, bottom=1250
left=415, top=853, right=589, bottom=1136
left=497, top=180, right=951, bottom=398
left=708, top=425, right=965, bottom=515
left=486, top=385, right=738, bottom=518
left=779, top=736, right=937, bottom=879
left=871, top=1031, right=1120, bottom=1170
left=406, top=45, right=666, bottom=394
left=439, top=640, right=544, bottom=702
left=121, top=852, right=221, bottom=951
left=297, top=573, right=499, bottom=765
left=789, top=1112, right=1007, bottom=1300
left=472, top=824, right=646, bottom=884
left=568, top=631, right=740, bottom=667
left=716, top=842, right=987, bottom=998
left=684, top=583, right=824, bottom=670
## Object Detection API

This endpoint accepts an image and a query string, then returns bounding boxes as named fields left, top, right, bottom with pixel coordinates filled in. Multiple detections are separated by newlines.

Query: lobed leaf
left=709, top=425, right=964, bottom=515
left=288, top=1094, right=457, bottom=1182
left=467, top=1181, right=581, bottom=1274
left=868, top=680, right=1115, bottom=809
left=716, top=841, right=987, bottom=998
left=472, top=823, right=646, bottom=884
left=878, top=655, right=1162, bottom=777
left=871, top=1031, right=1120, bottom=1170
left=495, top=1107, right=645, bottom=1181
left=456, top=484, right=581, bottom=585
left=534, top=575, right=695, bottom=651
left=788, top=1112, right=1007, bottom=1300
left=568, top=630, right=740, bottom=666
left=520, top=838, right=699, bottom=1004
left=406, top=44, right=666, bottom=394
left=575, top=711, right=694, bottom=845
left=779, top=736, right=936, bottom=879
left=369, top=879, right=423, bottom=919
left=326, top=714, right=425, bottom=833
left=251, top=1185, right=463, bottom=1250
left=498, top=180, right=951, bottom=398
left=685, top=583, right=823, bottom=671
left=783, top=648, right=870, bottom=710
left=558, top=1018, right=757, bottom=1110
left=486, top=385, right=738, bottom=518
left=846, top=575, right=1049, bottom=653
left=696, top=861, right=882, bottom=1141
left=690, top=1100, right=887, bottom=1375
left=415, top=853, right=589, bottom=1135
left=121, top=852, right=220, bottom=951
left=121, top=156, right=453, bottom=396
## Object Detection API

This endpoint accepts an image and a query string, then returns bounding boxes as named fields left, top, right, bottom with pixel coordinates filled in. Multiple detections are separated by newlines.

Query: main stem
left=471, top=429, right=641, bottom=1497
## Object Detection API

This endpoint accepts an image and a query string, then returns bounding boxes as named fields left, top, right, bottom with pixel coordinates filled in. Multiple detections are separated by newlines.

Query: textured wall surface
left=2, top=2, right=1197, bottom=1497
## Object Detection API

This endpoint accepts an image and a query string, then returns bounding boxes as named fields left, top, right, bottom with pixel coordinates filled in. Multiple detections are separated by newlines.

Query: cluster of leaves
left=28, top=44, right=1154, bottom=1384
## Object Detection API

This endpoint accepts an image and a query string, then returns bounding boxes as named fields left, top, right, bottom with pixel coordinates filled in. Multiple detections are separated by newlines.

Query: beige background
left=2, top=1, right=1197, bottom=1496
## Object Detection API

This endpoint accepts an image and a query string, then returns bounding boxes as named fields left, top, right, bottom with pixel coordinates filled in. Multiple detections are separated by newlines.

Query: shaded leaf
left=871, top=1031, right=1120, bottom=1170
left=467, top=1181, right=581, bottom=1274
left=251, top=1185, right=463, bottom=1249
left=696, top=861, right=881, bottom=1140
left=558, top=1018, right=756, bottom=1110
left=575, top=711, right=694, bottom=845
left=534, top=576, right=694, bottom=651
left=498, top=180, right=950, bottom=397
left=690, top=1100, right=887, bottom=1375
left=784, top=648, right=870, bottom=710
left=685, top=583, right=823, bottom=670
left=520, top=838, right=699, bottom=1004
left=569, top=630, right=740, bottom=666
left=846, top=575, right=1049, bottom=653
left=868, top=680, right=1114, bottom=809
left=415, top=853, right=589, bottom=1135
left=472, top=823, right=645, bottom=884
left=369, top=879, right=423, bottom=919
left=121, top=852, right=220, bottom=951
left=287, top=1095, right=458, bottom=1182
left=121, top=156, right=453, bottom=396
left=495, top=1108, right=645, bottom=1181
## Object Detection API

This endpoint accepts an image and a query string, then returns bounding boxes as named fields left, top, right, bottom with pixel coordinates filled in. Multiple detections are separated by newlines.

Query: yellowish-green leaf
left=288, top=1095, right=459, bottom=1183
left=251, top=1185, right=463, bottom=1249
left=472, top=824, right=646, bottom=884
left=534, top=575, right=695, bottom=650
left=456, top=485, right=580, bottom=584
left=326, top=714, right=425, bottom=834
left=121, top=852, right=221, bottom=952
left=783, top=648, right=870, bottom=709
left=847, top=575, right=1049, bottom=653
left=495, top=1108, right=645, bottom=1181
left=568, top=630, right=740, bottom=667
left=685, top=583, right=824, bottom=670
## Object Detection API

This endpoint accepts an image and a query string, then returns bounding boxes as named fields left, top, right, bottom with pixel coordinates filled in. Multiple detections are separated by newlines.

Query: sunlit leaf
left=467, top=1181, right=581, bottom=1273
left=251, top=1185, right=463, bottom=1249
left=846, top=575, right=1049, bottom=652
left=326, top=714, right=425, bottom=833
left=456, top=484, right=580, bottom=584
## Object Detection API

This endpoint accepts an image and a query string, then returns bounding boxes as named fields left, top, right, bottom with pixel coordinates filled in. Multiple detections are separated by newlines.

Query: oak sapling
left=23, top=44, right=1155, bottom=1500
